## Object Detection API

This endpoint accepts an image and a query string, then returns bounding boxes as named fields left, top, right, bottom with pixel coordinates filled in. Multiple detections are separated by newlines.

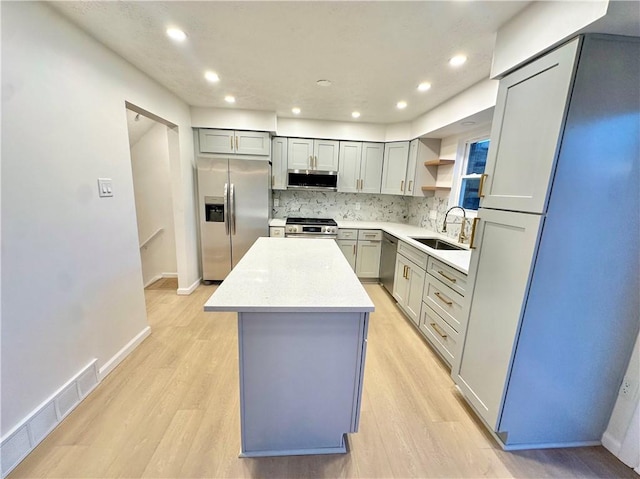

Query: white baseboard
left=1, top=360, right=99, bottom=478
left=98, top=326, right=151, bottom=380
left=602, top=431, right=622, bottom=457
left=177, top=277, right=201, bottom=296
left=143, top=274, right=163, bottom=288
left=161, top=272, right=178, bottom=278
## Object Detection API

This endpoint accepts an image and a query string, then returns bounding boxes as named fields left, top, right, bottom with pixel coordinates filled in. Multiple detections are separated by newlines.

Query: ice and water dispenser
left=204, top=196, right=225, bottom=223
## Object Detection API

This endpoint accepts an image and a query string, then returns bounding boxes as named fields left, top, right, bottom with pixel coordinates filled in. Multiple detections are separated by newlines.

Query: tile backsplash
left=273, top=191, right=473, bottom=243
left=272, top=190, right=408, bottom=222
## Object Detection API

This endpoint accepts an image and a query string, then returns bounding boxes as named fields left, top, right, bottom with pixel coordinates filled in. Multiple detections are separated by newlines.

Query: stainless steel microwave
left=287, top=169, right=338, bottom=191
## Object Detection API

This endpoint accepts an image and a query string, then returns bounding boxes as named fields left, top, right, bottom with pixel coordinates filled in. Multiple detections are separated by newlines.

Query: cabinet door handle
left=470, top=217, right=480, bottom=250
left=404, top=265, right=409, bottom=279
left=429, top=322, right=448, bottom=339
left=235, top=136, right=239, bottom=151
left=230, top=136, right=234, bottom=150
left=434, top=291, right=453, bottom=306
left=478, top=173, right=488, bottom=198
left=272, top=175, right=275, bottom=186
left=408, top=180, right=413, bottom=192
left=437, top=270, right=457, bottom=283
left=353, top=244, right=356, bottom=255
left=400, top=180, right=404, bottom=192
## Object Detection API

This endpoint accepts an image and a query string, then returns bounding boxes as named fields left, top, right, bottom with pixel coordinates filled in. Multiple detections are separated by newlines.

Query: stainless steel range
left=285, top=217, right=338, bottom=239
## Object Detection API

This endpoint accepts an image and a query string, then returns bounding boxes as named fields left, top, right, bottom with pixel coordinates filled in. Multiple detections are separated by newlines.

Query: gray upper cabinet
left=360, top=143, right=384, bottom=194
left=404, top=138, right=441, bottom=197
left=199, top=129, right=270, bottom=156
left=338, top=142, right=383, bottom=194
left=480, top=38, right=580, bottom=214
left=380, top=141, right=410, bottom=195
left=271, top=137, right=288, bottom=190
left=338, top=142, right=362, bottom=193
left=288, top=138, right=339, bottom=170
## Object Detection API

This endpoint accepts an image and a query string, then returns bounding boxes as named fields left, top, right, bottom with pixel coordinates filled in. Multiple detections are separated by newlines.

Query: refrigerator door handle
left=223, top=183, right=230, bottom=235
left=230, top=183, right=236, bottom=235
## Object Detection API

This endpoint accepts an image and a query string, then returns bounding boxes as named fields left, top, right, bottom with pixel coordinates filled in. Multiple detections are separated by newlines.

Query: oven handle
left=285, top=234, right=338, bottom=239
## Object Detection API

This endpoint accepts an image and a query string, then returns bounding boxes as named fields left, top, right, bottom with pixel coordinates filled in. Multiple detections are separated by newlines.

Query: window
left=457, top=138, right=490, bottom=211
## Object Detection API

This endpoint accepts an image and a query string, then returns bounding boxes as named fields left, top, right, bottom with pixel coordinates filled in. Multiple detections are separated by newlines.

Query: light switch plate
left=355, top=202, right=361, bottom=211
left=97, top=178, right=113, bottom=198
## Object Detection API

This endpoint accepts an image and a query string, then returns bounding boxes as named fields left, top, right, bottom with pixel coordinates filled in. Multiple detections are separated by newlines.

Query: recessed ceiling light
left=316, top=80, right=332, bottom=87
left=396, top=101, right=407, bottom=110
left=449, top=55, right=467, bottom=67
left=166, top=28, right=187, bottom=42
left=292, top=107, right=301, bottom=115
left=352, top=111, right=361, bottom=119
left=461, top=121, right=476, bottom=126
left=204, top=71, right=220, bottom=83
left=225, top=95, right=236, bottom=104
left=417, top=82, right=432, bottom=92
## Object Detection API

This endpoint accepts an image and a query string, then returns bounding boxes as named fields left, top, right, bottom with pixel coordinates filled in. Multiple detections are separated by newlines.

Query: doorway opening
left=125, top=106, right=178, bottom=290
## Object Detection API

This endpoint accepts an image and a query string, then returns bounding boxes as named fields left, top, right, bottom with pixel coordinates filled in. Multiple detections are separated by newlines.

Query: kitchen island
left=204, top=237, right=374, bottom=457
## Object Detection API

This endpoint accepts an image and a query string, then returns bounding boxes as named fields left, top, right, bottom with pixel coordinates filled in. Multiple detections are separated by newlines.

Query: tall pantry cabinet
left=453, top=35, right=640, bottom=449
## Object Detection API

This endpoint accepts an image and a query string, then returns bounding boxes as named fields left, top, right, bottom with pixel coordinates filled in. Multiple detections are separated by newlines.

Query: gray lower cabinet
left=269, top=227, right=285, bottom=238
left=336, top=239, right=357, bottom=270
left=337, top=229, right=382, bottom=279
left=393, top=242, right=427, bottom=326
left=418, top=257, right=467, bottom=367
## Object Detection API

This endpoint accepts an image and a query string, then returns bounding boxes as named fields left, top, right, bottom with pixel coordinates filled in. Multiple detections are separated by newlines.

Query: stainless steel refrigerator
left=197, top=157, right=270, bottom=281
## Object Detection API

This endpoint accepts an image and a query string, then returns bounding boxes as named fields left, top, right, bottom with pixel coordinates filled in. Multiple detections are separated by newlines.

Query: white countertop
left=204, top=237, right=375, bottom=313
left=269, top=219, right=471, bottom=274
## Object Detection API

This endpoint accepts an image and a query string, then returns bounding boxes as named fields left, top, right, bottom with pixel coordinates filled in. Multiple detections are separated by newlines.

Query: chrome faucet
left=442, top=206, right=467, bottom=244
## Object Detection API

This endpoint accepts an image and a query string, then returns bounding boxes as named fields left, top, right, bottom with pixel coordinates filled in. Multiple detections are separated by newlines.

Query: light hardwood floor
left=10, top=281, right=635, bottom=478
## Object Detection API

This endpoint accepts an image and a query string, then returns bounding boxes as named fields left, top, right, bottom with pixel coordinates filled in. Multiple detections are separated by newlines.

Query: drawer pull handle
left=429, top=322, right=448, bottom=339
left=437, top=270, right=457, bottom=283
left=434, top=292, right=453, bottom=306
left=364, top=234, right=376, bottom=238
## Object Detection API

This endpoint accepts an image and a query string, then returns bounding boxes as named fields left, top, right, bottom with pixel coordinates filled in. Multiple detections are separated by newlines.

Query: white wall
left=1, top=1, right=198, bottom=440
left=410, top=79, right=498, bottom=138
left=277, top=117, right=389, bottom=142
left=130, top=122, right=178, bottom=286
left=491, top=1, right=609, bottom=78
left=190, top=106, right=277, bottom=132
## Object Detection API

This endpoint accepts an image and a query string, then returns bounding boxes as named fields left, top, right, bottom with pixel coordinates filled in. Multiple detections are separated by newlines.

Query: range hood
left=287, top=169, right=338, bottom=191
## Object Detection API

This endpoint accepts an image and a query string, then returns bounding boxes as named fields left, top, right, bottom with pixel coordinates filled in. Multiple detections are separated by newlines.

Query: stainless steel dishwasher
left=380, top=232, right=398, bottom=295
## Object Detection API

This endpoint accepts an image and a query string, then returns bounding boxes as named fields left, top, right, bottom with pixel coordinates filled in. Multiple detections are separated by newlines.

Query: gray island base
left=204, top=238, right=374, bottom=457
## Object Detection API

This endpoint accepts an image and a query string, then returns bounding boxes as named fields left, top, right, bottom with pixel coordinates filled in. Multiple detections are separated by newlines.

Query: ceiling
left=50, top=1, right=532, bottom=125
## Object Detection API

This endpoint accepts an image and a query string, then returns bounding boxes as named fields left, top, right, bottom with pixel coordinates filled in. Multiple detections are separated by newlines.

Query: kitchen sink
left=409, top=237, right=464, bottom=251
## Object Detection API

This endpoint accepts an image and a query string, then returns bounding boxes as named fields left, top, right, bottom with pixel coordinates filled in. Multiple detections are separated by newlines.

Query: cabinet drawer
left=358, top=230, right=382, bottom=241
left=423, top=275, right=464, bottom=332
left=419, top=303, right=458, bottom=366
left=269, top=227, right=285, bottom=237
left=338, top=229, right=358, bottom=240
left=427, top=257, right=467, bottom=297
left=397, top=241, right=428, bottom=270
